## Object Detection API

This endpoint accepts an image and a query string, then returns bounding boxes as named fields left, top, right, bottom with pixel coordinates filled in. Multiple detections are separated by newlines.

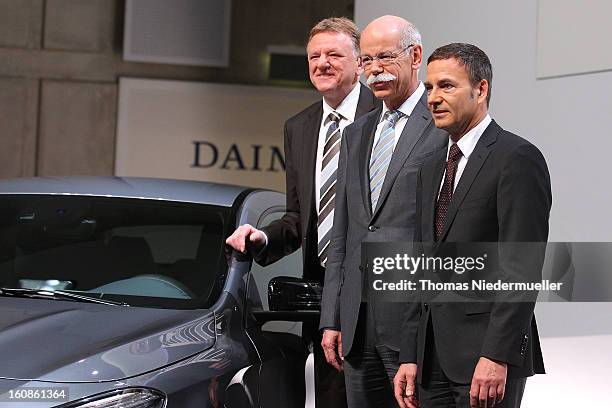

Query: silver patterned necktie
left=369, top=110, right=403, bottom=211
left=317, top=111, right=342, bottom=266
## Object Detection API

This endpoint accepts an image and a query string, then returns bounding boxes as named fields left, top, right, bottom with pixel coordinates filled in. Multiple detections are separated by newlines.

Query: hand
left=225, top=224, right=266, bottom=254
left=321, top=329, right=343, bottom=371
left=470, top=357, right=507, bottom=408
left=394, top=363, right=418, bottom=408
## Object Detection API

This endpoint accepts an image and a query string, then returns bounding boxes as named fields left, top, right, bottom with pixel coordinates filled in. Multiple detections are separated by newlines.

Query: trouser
left=419, top=321, right=526, bottom=408
left=312, top=329, right=348, bottom=407
left=342, top=304, right=400, bottom=408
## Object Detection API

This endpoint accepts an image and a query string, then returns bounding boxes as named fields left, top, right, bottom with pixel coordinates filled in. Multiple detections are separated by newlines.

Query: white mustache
left=366, top=72, right=397, bottom=85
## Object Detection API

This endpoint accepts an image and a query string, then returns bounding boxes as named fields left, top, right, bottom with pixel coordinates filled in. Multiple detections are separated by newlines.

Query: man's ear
left=356, top=56, right=365, bottom=76
left=411, top=45, right=423, bottom=69
left=477, top=79, right=489, bottom=104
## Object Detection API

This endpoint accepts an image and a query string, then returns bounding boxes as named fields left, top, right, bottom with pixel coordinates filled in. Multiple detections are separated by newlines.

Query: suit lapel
left=372, top=94, right=431, bottom=218
left=302, top=103, right=323, bottom=231
left=359, top=107, right=381, bottom=218
left=439, top=120, right=501, bottom=240
left=355, top=83, right=380, bottom=118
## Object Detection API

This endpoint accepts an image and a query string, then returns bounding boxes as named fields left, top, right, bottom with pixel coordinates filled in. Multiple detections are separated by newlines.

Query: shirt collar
left=322, top=82, right=361, bottom=123
left=381, top=82, right=425, bottom=122
left=451, top=114, right=492, bottom=160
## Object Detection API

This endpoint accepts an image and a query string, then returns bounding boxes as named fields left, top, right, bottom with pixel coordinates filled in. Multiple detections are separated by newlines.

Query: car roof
left=0, top=176, right=255, bottom=207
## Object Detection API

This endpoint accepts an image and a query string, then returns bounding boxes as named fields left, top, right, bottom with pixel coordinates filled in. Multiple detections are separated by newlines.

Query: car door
left=244, top=209, right=309, bottom=407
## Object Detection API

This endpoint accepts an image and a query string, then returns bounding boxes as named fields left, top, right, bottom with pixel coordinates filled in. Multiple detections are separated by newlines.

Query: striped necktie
left=317, top=111, right=342, bottom=266
left=369, top=110, right=403, bottom=211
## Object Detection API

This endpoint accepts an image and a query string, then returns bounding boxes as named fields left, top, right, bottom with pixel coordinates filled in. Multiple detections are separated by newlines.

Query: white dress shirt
left=372, top=82, right=425, bottom=150
left=315, top=82, right=362, bottom=212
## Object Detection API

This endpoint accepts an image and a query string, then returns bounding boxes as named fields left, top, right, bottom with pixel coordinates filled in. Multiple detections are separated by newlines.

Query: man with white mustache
left=319, top=15, right=447, bottom=407
left=366, top=72, right=397, bottom=86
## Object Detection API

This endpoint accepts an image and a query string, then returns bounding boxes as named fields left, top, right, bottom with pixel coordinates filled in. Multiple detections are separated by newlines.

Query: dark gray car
left=0, top=177, right=320, bottom=408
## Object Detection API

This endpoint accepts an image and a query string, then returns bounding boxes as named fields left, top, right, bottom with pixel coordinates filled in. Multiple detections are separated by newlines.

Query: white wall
left=355, top=1, right=612, bottom=405
left=536, top=0, right=612, bottom=78
left=116, top=78, right=318, bottom=191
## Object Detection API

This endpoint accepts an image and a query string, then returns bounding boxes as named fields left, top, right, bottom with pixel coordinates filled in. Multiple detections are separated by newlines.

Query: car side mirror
left=268, top=276, right=322, bottom=311
left=252, top=276, right=322, bottom=324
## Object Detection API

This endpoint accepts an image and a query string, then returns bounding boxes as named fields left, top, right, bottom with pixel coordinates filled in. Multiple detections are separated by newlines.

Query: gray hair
left=399, top=21, right=422, bottom=49
left=309, top=17, right=360, bottom=57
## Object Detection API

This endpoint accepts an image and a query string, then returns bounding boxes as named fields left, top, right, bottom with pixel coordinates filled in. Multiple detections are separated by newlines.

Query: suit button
left=424, top=303, right=429, bottom=310
left=368, top=225, right=377, bottom=232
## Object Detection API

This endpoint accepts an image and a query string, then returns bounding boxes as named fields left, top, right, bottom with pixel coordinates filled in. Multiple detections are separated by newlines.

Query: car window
left=113, top=225, right=203, bottom=264
left=0, top=195, right=229, bottom=309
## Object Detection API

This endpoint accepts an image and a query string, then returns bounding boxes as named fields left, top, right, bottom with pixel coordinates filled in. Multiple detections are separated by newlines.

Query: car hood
left=0, top=298, right=216, bottom=382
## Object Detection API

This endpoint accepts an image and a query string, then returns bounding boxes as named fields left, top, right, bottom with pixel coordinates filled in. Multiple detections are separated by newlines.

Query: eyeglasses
left=361, top=45, right=414, bottom=68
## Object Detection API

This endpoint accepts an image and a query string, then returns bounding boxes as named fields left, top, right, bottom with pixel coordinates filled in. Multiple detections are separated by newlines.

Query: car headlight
left=58, top=388, right=166, bottom=408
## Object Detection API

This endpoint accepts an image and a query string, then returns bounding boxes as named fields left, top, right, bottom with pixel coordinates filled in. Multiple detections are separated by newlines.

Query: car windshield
left=0, top=194, right=229, bottom=309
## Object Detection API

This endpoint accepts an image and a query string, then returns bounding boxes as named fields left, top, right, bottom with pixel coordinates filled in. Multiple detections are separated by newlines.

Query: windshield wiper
left=0, top=287, right=129, bottom=306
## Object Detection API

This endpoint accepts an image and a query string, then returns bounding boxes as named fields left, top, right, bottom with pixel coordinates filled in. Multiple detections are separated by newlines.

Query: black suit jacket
left=401, top=120, right=551, bottom=384
left=256, top=83, right=380, bottom=280
left=319, top=92, right=448, bottom=356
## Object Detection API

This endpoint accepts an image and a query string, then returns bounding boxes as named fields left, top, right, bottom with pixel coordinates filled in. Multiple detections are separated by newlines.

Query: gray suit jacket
left=319, top=92, right=447, bottom=356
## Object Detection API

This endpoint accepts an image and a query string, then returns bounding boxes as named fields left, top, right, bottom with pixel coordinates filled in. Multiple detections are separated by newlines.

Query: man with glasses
left=226, top=17, right=379, bottom=407
left=319, top=15, right=446, bottom=407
